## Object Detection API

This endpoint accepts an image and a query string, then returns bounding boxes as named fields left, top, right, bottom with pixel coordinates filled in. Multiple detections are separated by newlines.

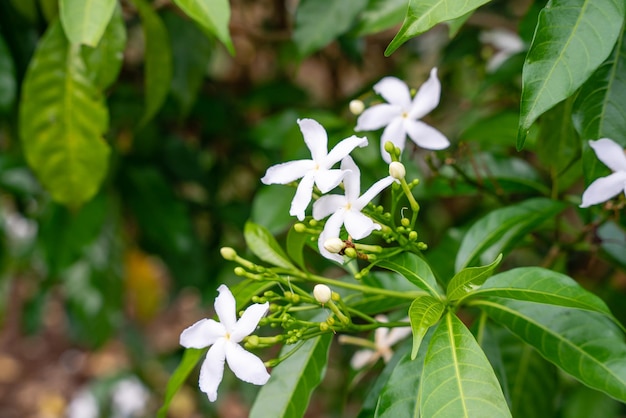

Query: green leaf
left=352, top=0, right=406, bottom=36
left=244, top=221, right=295, bottom=269
left=293, top=0, right=368, bottom=58
left=132, top=0, right=173, bottom=126
left=475, top=297, right=626, bottom=403
left=447, top=254, right=502, bottom=301
left=230, top=279, right=276, bottom=310
left=171, top=0, right=234, bottom=55
left=59, top=0, right=116, bottom=46
left=562, top=384, right=621, bottom=418
left=19, top=20, right=110, bottom=207
left=385, top=0, right=491, bottom=56
left=420, top=312, right=511, bottom=417
left=157, top=348, right=205, bottom=418
left=376, top=252, right=442, bottom=297
left=0, top=33, right=17, bottom=113
left=447, top=10, right=473, bottom=38
left=408, top=295, right=444, bottom=359
left=250, top=334, right=332, bottom=418
left=286, top=226, right=308, bottom=271
left=517, top=0, right=625, bottom=149
left=455, top=198, right=567, bottom=272
left=251, top=185, right=294, bottom=235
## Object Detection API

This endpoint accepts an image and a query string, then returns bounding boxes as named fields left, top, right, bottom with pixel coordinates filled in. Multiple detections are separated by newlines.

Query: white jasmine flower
left=351, top=315, right=412, bottom=369
left=355, top=69, right=449, bottom=163
left=581, top=138, right=626, bottom=208
left=180, top=285, right=270, bottom=402
left=66, top=388, right=99, bottom=418
left=261, top=118, right=368, bottom=220
left=479, top=28, right=525, bottom=72
left=313, top=157, right=394, bottom=262
left=111, top=377, right=149, bottom=418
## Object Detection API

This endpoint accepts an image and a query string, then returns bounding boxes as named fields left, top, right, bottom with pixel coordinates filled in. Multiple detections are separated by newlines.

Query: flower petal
left=374, top=77, right=412, bottom=109
left=355, top=104, right=401, bottom=131
left=290, top=172, right=316, bottom=221
left=318, top=211, right=345, bottom=263
left=355, top=176, right=394, bottom=210
left=340, top=157, right=361, bottom=202
left=199, top=338, right=226, bottom=402
left=225, top=341, right=270, bottom=385
left=215, top=285, right=237, bottom=331
left=298, top=118, right=328, bottom=162
left=324, top=135, right=368, bottom=167
left=351, top=349, right=377, bottom=369
left=409, top=68, right=441, bottom=119
left=230, top=302, right=269, bottom=342
left=314, top=169, right=345, bottom=193
left=180, top=318, right=225, bottom=349
left=313, top=194, right=347, bottom=220
left=261, top=160, right=315, bottom=185
left=380, top=117, right=407, bottom=163
left=385, top=326, right=412, bottom=346
left=405, top=120, right=449, bottom=150
left=580, top=172, right=626, bottom=207
left=589, top=138, right=626, bottom=172
left=344, top=210, right=380, bottom=240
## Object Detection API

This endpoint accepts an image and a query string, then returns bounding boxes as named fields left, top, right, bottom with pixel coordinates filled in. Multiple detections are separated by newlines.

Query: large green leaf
left=517, top=0, right=624, bottom=148
left=352, top=0, right=406, bottom=36
left=293, top=0, right=368, bottom=58
left=475, top=297, right=626, bottom=403
left=249, top=334, right=332, bottom=418
left=286, top=226, right=308, bottom=271
left=447, top=254, right=502, bottom=301
left=0, top=33, right=17, bottom=113
left=59, top=0, right=116, bottom=46
left=376, top=252, right=442, bottom=297
left=420, top=313, right=511, bottom=417
left=408, top=295, right=444, bottom=359
left=455, top=198, right=567, bottom=272
left=385, top=0, right=491, bottom=56
left=19, top=20, right=110, bottom=207
left=171, top=0, right=234, bottom=54
left=244, top=221, right=295, bottom=269
left=132, top=0, right=172, bottom=126
left=157, top=348, right=205, bottom=418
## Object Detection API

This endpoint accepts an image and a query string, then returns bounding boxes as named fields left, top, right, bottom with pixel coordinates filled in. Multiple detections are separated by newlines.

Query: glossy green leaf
left=286, top=226, right=308, bottom=271
left=447, top=254, right=502, bottom=301
left=59, top=0, right=116, bottom=46
left=244, top=221, right=295, bottom=269
left=171, top=0, right=234, bottom=54
left=420, top=313, right=511, bottom=417
left=293, top=0, right=368, bottom=58
left=455, top=198, right=567, bottom=272
left=352, top=0, right=406, bottom=36
left=251, top=185, right=294, bottom=234
left=19, top=20, right=110, bottom=207
left=157, top=348, right=205, bottom=418
left=447, top=10, right=473, bottom=38
left=598, top=221, right=626, bottom=268
left=377, top=252, right=442, bottom=297
left=385, top=0, right=491, bottom=56
left=475, top=297, right=626, bottom=403
left=408, top=295, right=444, bottom=359
left=562, top=384, right=621, bottom=418
left=517, top=0, right=624, bottom=148
left=250, top=334, right=332, bottom=418
left=132, top=0, right=172, bottom=126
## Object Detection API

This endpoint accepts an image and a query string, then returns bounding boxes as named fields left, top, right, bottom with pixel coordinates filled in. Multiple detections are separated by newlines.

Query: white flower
left=180, top=285, right=270, bottom=402
left=355, top=69, right=449, bottom=163
left=351, top=315, right=412, bottom=369
left=261, top=118, right=368, bottom=220
left=313, top=157, right=394, bottom=262
left=66, top=388, right=99, bottom=418
left=581, top=138, right=626, bottom=208
left=111, top=377, right=149, bottom=418
left=479, top=28, right=525, bottom=72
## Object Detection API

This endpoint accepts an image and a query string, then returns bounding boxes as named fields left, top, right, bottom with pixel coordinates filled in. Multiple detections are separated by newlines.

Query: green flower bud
left=401, top=218, right=410, bottom=227
left=409, top=231, right=418, bottom=241
left=294, top=223, right=306, bottom=232
left=234, top=266, right=246, bottom=276
left=344, top=247, right=357, bottom=258
left=220, top=247, right=237, bottom=260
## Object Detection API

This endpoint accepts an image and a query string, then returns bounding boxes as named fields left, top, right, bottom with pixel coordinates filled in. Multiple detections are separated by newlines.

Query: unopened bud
left=384, top=141, right=396, bottom=154
left=294, top=223, right=306, bottom=233
left=389, top=162, right=406, bottom=179
left=313, top=284, right=332, bottom=304
left=349, top=99, right=365, bottom=115
left=323, top=237, right=345, bottom=254
left=344, top=247, right=357, bottom=258
left=401, top=218, right=410, bottom=227
left=409, top=231, right=418, bottom=241
left=220, top=247, right=237, bottom=260
left=234, top=267, right=246, bottom=276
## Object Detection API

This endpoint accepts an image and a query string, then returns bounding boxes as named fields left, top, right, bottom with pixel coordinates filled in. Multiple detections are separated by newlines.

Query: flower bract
left=580, top=138, right=626, bottom=208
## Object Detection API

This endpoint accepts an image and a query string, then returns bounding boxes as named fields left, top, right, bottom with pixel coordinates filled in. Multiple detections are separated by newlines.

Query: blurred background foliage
left=0, top=0, right=625, bottom=416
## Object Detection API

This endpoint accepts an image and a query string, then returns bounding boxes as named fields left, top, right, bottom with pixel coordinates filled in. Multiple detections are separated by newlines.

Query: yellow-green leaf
left=60, top=0, right=117, bottom=46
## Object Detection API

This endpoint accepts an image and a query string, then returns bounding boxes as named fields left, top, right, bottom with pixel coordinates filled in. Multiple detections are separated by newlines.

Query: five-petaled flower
left=350, top=315, right=412, bottom=369
left=261, top=118, right=368, bottom=220
left=313, top=156, right=394, bottom=262
left=355, top=68, right=449, bottom=163
left=580, top=138, right=626, bottom=208
left=180, top=285, right=270, bottom=402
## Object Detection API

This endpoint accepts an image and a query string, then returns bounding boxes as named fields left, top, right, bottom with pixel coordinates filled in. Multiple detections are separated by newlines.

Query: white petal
left=314, top=169, right=345, bottom=193
left=380, top=117, right=407, bottom=163
left=313, top=195, right=347, bottom=220
left=409, top=68, right=441, bottom=119
left=199, top=338, right=226, bottom=402
left=355, top=176, right=394, bottom=210
left=290, top=172, right=315, bottom=221
left=230, top=302, right=269, bottom=342
left=589, top=138, right=626, bottom=172
left=351, top=349, right=377, bottom=369
left=318, top=211, right=345, bottom=263
left=225, top=341, right=270, bottom=385
left=215, top=285, right=237, bottom=331
left=355, top=104, right=402, bottom=131
left=341, top=157, right=361, bottom=202
left=374, top=77, right=412, bottom=109
left=298, top=118, right=328, bottom=162
left=261, top=160, right=315, bottom=185
left=480, top=29, right=525, bottom=53
left=324, top=135, right=368, bottom=167
left=343, top=210, right=380, bottom=240
left=580, top=172, right=626, bottom=207
left=385, top=326, right=412, bottom=346
left=405, top=120, right=449, bottom=150
left=180, top=318, right=225, bottom=349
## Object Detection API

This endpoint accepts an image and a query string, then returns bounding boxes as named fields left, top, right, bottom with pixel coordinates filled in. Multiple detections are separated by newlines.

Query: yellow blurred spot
left=124, top=249, right=168, bottom=323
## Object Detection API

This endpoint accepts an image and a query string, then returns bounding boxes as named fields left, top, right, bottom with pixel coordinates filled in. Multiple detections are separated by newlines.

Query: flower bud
left=384, top=141, right=396, bottom=154
left=389, top=161, right=406, bottom=179
left=409, top=231, right=418, bottom=241
left=401, top=217, right=410, bottom=227
left=234, top=267, right=246, bottom=276
left=349, top=99, right=365, bottom=115
left=313, top=284, right=332, bottom=304
left=294, top=223, right=306, bottom=232
left=323, top=237, right=345, bottom=254
left=220, top=247, right=237, bottom=260
left=344, top=247, right=357, bottom=258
